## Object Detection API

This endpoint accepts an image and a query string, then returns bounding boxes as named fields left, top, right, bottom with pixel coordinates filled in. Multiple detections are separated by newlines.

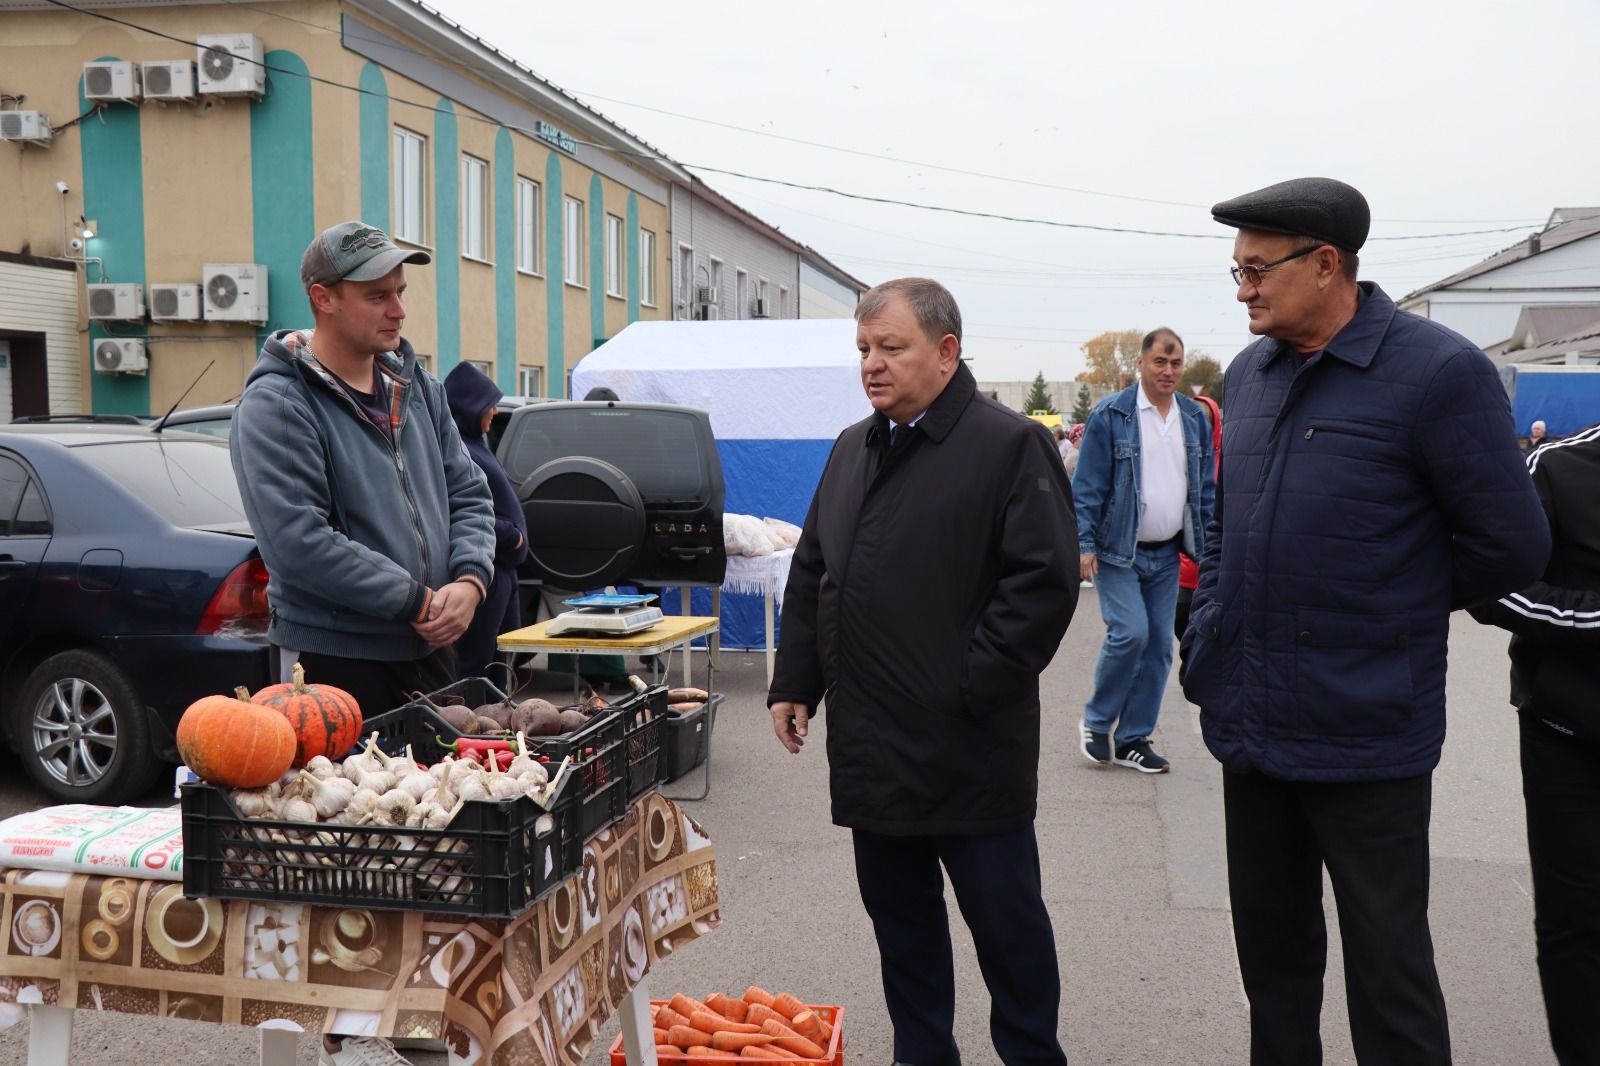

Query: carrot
left=744, top=1003, right=790, bottom=1031
left=690, top=1009, right=761, bottom=1035
left=686, top=1049, right=740, bottom=1060
left=710, top=1032, right=778, bottom=1052
left=770, top=992, right=806, bottom=1021
left=657, top=1006, right=692, bottom=1031
left=669, top=1025, right=714, bottom=1048
left=742, top=986, right=777, bottom=1009
left=739, top=1049, right=790, bottom=1061
left=671, top=994, right=710, bottom=1019
left=657, top=1047, right=685, bottom=1061
left=791, top=1010, right=825, bottom=1044
left=760, top=1020, right=827, bottom=1059
left=706, top=993, right=749, bottom=1022
left=654, top=1027, right=672, bottom=1044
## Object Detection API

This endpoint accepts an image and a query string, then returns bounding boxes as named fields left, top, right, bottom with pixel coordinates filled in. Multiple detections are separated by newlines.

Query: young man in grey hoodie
left=231, top=220, right=496, bottom=731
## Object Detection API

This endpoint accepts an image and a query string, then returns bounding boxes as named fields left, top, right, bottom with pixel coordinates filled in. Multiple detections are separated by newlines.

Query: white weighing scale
left=545, top=591, right=665, bottom=636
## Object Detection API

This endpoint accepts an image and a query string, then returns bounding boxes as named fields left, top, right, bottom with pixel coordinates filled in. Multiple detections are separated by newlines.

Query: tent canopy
left=571, top=319, right=868, bottom=444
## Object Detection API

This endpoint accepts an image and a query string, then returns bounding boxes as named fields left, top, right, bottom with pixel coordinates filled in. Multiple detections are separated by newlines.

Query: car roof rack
left=10, top=414, right=151, bottom=424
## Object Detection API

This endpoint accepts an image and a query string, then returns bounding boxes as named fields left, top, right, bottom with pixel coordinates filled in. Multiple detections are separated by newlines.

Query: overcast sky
left=443, top=0, right=1599, bottom=383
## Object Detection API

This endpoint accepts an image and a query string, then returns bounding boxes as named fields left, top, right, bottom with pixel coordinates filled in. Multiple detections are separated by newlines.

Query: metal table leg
left=26, top=1005, right=70, bottom=1065
left=618, top=977, right=660, bottom=1066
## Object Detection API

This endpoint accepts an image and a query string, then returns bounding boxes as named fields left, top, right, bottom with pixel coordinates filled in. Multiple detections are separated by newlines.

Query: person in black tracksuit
left=443, top=363, right=529, bottom=680
left=1470, top=422, right=1600, bottom=1066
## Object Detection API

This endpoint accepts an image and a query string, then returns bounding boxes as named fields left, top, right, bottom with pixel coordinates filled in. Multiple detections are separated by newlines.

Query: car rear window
left=73, top=439, right=248, bottom=528
left=503, top=408, right=710, bottom=502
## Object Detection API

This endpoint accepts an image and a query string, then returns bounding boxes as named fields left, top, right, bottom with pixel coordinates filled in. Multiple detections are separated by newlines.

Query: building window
left=414, top=352, right=434, bottom=373
left=564, top=196, right=585, bottom=285
left=756, top=278, right=770, bottom=318
left=464, top=359, right=492, bottom=377
left=605, top=214, right=624, bottom=297
left=779, top=285, right=790, bottom=318
left=708, top=258, right=724, bottom=319
left=640, top=229, right=656, bottom=306
left=736, top=270, right=748, bottom=320
left=460, top=154, right=489, bottom=261
left=518, top=365, right=544, bottom=398
left=515, top=177, right=541, bottom=274
left=678, top=245, right=694, bottom=316
left=392, top=127, right=427, bottom=245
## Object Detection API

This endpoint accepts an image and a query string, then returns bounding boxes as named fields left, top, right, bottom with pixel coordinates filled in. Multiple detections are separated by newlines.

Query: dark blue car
left=0, top=423, right=272, bottom=803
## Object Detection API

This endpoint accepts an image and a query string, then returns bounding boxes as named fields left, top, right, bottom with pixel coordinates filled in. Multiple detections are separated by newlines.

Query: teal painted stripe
left=358, top=63, right=389, bottom=229
left=251, top=50, right=314, bottom=338
left=79, top=57, right=148, bottom=415
left=493, top=129, right=516, bottom=394
left=433, top=98, right=460, bottom=372
left=544, top=153, right=563, bottom=397
left=626, top=192, right=640, bottom=323
left=588, top=173, right=605, bottom=347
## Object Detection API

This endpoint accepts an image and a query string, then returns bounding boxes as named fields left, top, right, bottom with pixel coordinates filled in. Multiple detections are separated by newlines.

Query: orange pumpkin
left=176, top=688, right=297, bottom=788
left=251, top=661, right=363, bottom=767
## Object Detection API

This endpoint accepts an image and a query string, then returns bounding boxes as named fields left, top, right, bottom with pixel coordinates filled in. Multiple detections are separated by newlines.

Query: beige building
left=0, top=0, right=685, bottom=417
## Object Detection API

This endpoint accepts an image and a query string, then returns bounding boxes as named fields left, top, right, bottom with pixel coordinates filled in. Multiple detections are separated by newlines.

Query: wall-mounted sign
left=535, top=120, right=578, bottom=156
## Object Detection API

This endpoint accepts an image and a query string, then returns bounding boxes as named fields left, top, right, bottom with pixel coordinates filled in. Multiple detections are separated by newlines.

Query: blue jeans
left=1084, top=543, right=1181, bottom=747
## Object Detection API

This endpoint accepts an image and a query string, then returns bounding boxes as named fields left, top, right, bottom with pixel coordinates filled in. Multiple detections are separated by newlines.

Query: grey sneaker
left=1113, top=739, right=1170, bottom=774
left=1080, top=719, right=1111, bottom=764
left=320, top=1036, right=413, bottom=1066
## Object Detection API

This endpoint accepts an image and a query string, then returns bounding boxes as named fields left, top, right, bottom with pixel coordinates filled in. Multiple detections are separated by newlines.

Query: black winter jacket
left=1181, top=283, right=1550, bottom=781
left=768, top=362, right=1080, bottom=835
left=1470, top=424, right=1600, bottom=741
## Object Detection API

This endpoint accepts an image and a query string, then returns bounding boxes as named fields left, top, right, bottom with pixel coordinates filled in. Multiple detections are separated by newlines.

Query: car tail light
left=198, top=557, right=270, bottom=637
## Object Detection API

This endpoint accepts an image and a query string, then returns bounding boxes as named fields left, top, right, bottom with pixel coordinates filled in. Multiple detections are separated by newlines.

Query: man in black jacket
left=1470, top=422, right=1600, bottom=1066
left=769, top=278, right=1080, bottom=1066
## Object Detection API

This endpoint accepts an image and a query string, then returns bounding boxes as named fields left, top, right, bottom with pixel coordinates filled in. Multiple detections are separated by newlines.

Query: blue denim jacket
left=1072, top=384, right=1215, bottom=568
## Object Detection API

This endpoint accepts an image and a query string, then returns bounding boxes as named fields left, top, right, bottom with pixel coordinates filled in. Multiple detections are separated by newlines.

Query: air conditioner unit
left=695, top=286, right=718, bottom=305
left=83, top=61, right=141, bottom=104
left=86, top=283, right=146, bottom=321
left=0, top=111, right=51, bottom=146
left=751, top=299, right=770, bottom=319
left=196, top=33, right=266, bottom=98
left=697, top=305, right=719, bottom=321
left=149, top=283, right=202, bottom=321
left=93, top=338, right=147, bottom=375
left=202, top=263, right=267, bottom=323
left=141, top=60, right=197, bottom=101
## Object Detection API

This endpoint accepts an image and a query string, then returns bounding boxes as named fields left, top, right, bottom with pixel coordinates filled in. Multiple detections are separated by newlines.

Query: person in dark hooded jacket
left=443, top=363, right=529, bottom=679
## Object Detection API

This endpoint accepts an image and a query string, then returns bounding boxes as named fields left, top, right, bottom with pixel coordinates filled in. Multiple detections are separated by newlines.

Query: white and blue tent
left=570, top=318, right=867, bottom=649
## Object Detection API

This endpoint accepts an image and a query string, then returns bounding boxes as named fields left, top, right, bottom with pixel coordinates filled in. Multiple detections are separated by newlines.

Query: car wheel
left=12, top=650, right=159, bottom=804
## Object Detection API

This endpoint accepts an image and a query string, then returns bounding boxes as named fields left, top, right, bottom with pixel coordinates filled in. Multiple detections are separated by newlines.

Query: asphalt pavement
left=0, top=597, right=1554, bottom=1065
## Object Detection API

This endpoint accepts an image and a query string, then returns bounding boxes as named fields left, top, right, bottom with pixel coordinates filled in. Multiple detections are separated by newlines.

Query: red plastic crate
left=609, top=1001, right=844, bottom=1066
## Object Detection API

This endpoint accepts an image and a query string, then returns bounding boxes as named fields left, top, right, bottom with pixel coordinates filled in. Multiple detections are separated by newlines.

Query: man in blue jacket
left=1182, top=178, right=1550, bottom=1064
left=232, top=221, right=496, bottom=727
left=1073, top=328, right=1214, bottom=773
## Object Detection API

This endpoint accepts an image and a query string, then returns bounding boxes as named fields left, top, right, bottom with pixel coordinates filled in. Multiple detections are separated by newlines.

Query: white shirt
left=1136, top=385, right=1187, bottom=542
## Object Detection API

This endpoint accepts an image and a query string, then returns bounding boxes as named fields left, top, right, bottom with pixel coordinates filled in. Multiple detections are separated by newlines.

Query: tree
left=1021, top=371, right=1057, bottom=414
left=1071, top=383, right=1093, bottom=423
left=1076, top=329, right=1142, bottom=389
left=1180, top=351, right=1225, bottom=404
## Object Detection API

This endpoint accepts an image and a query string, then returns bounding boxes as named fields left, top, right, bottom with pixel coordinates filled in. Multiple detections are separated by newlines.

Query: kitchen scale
left=546, top=591, right=665, bottom=637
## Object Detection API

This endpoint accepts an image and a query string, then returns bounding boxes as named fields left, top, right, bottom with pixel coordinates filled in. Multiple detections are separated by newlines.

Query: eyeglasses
left=1229, top=244, right=1324, bottom=288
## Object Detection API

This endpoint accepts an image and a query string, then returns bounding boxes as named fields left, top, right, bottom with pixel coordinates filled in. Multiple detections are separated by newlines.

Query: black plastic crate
left=662, top=693, right=721, bottom=782
left=180, top=777, right=579, bottom=918
left=622, top=693, right=667, bottom=801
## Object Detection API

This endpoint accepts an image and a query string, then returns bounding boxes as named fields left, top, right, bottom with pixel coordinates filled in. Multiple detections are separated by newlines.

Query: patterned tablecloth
left=0, top=793, right=717, bottom=1066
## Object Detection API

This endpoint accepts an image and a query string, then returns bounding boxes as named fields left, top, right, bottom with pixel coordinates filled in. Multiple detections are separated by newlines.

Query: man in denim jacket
left=1072, top=329, right=1215, bottom=773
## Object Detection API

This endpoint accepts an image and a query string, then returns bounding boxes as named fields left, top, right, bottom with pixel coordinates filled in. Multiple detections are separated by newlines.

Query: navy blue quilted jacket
left=1180, top=283, right=1550, bottom=781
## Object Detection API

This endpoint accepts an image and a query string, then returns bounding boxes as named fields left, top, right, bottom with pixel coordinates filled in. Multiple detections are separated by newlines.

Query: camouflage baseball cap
left=300, top=220, right=431, bottom=290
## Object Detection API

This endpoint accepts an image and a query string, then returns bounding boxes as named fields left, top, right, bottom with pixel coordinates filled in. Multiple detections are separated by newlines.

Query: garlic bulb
left=378, top=788, right=416, bottom=825
left=397, top=771, right=434, bottom=802
left=232, top=789, right=277, bottom=818
left=279, top=796, right=317, bottom=823
left=304, top=755, right=337, bottom=780
left=455, top=774, right=490, bottom=803
left=340, top=787, right=382, bottom=824
left=299, top=771, right=356, bottom=820
left=356, top=770, right=396, bottom=795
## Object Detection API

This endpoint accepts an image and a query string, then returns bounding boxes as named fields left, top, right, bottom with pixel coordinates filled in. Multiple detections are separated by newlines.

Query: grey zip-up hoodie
left=230, top=329, right=495, bottom=661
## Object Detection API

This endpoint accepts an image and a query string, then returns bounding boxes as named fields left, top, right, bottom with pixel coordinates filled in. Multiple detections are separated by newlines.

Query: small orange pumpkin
left=251, top=661, right=363, bottom=767
left=176, top=687, right=297, bottom=788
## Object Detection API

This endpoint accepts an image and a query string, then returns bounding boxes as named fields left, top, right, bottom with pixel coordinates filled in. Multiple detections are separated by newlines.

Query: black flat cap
left=1211, top=177, right=1370, bottom=252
